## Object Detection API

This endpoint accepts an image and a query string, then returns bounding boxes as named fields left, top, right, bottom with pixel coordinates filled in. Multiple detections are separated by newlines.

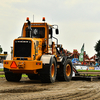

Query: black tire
left=28, top=74, right=40, bottom=80
left=57, top=59, right=73, bottom=81
left=5, top=72, right=22, bottom=82
left=40, top=57, right=57, bottom=83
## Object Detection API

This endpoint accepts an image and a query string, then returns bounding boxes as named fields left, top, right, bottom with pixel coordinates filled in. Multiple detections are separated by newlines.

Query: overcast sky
left=0, top=0, right=100, bottom=57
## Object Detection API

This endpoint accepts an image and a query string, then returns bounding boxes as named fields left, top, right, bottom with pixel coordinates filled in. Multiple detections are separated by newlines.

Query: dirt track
left=0, top=77, right=100, bottom=100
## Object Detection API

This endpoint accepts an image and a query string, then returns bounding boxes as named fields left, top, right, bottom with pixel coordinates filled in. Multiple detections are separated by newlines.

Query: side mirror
left=56, top=29, right=59, bottom=34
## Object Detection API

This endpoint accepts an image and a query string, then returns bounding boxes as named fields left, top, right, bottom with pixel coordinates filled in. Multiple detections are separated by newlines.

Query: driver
left=32, top=28, right=44, bottom=38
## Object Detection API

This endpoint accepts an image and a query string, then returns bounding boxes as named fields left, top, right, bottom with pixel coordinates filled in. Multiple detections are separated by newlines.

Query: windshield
left=26, top=27, right=45, bottom=38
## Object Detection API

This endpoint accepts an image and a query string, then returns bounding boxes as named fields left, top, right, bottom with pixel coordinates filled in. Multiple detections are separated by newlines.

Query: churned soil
left=0, top=77, right=100, bottom=100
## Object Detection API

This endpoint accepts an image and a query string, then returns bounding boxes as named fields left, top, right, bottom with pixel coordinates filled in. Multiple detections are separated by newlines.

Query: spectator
left=95, top=62, right=99, bottom=67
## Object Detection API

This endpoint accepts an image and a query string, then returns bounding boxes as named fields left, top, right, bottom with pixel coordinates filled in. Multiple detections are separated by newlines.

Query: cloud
left=0, top=0, right=100, bottom=57
left=53, top=20, right=100, bottom=57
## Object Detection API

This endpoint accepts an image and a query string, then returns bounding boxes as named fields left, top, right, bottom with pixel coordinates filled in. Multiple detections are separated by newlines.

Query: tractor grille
left=14, top=40, right=31, bottom=57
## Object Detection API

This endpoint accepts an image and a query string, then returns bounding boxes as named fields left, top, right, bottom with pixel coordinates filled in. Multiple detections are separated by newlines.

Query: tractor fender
left=39, top=55, right=57, bottom=74
left=40, top=55, right=57, bottom=65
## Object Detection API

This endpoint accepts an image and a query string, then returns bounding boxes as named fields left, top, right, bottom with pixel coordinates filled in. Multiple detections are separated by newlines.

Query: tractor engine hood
left=13, top=38, right=42, bottom=60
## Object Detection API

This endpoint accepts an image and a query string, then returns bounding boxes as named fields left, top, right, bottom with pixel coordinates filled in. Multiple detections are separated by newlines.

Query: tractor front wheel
left=40, top=57, right=57, bottom=83
left=5, top=72, right=22, bottom=82
left=28, top=74, right=40, bottom=80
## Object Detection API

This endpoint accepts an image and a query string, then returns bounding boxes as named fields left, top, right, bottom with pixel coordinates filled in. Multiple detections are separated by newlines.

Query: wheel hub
left=51, top=64, right=55, bottom=77
left=66, top=64, right=71, bottom=76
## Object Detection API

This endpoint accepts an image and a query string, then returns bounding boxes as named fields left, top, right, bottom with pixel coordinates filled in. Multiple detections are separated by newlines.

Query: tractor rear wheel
left=5, top=72, right=22, bottom=82
left=40, top=57, right=57, bottom=83
left=57, top=59, right=73, bottom=81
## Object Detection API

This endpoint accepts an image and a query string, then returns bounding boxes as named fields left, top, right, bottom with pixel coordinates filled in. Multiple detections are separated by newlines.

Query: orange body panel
left=4, top=60, right=42, bottom=73
left=13, top=38, right=35, bottom=60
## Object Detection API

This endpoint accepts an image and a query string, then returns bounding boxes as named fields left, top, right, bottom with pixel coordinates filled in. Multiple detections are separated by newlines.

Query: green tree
left=94, top=40, right=100, bottom=58
left=0, top=46, right=3, bottom=54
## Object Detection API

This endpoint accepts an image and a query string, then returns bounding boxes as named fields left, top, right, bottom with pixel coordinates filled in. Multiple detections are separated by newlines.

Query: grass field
left=79, top=74, right=100, bottom=76
left=0, top=69, right=3, bottom=71
left=77, top=70, right=100, bottom=72
left=0, top=74, right=28, bottom=78
left=1, top=69, right=100, bottom=72
left=1, top=69, right=100, bottom=77
left=77, top=70, right=100, bottom=76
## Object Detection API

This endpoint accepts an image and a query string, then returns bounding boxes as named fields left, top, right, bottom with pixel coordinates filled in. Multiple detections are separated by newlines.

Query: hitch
left=18, top=62, right=25, bottom=69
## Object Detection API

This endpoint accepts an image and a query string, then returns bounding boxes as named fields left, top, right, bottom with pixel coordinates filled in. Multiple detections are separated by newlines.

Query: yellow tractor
left=4, top=17, right=73, bottom=83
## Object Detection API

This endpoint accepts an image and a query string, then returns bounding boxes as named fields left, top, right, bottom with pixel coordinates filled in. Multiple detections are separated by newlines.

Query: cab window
left=26, top=27, right=45, bottom=38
